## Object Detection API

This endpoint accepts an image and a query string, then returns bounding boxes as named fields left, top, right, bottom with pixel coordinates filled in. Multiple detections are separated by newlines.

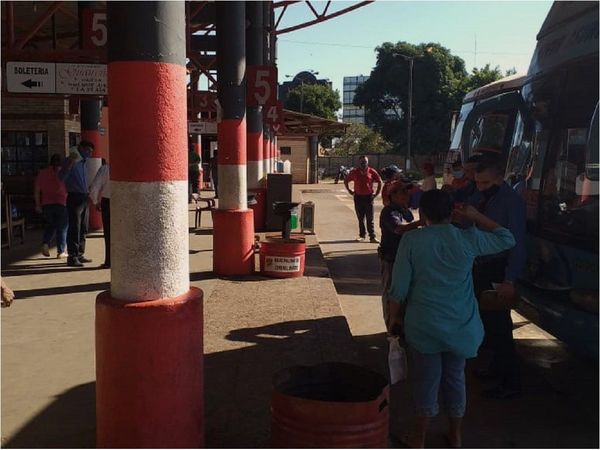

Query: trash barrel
left=259, top=236, right=306, bottom=278
left=271, top=362, right=390, bottom=448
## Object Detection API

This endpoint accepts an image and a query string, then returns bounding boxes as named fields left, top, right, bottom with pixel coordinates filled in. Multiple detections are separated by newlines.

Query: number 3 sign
left=247, top=65, right=277, bottom=107
left=82, top=10, right=107, bottom=49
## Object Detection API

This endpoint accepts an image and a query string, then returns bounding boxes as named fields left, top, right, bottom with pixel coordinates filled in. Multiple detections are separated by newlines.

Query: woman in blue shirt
left=388, top=189, right=515, bottom=448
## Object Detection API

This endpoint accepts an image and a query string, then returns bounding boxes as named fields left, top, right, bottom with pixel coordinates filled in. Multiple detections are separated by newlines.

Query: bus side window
left=538, top=62, right=599, bottom=249
left=506, top=113, right=533, bottom=192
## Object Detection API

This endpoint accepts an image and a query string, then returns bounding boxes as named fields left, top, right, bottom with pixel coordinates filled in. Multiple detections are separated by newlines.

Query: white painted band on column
left=111, top=180, right=189, bottom=301
left=247, top=160, right=263, bottom=190
left=218, top=164, right=247, bottom=210
left=263, top=158, right=270, bottom=176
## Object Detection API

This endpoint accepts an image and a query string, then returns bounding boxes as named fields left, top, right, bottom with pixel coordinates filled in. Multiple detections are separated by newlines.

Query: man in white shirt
left=89, top=160, right=111, bottom=268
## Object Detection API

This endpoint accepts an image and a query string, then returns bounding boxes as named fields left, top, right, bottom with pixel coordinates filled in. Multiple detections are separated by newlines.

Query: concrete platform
left=1, top=195, right=357, bottom=448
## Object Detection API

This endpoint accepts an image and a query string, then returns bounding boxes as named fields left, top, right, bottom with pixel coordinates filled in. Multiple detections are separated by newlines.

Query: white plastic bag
left=388, top=336, right=407, bottom=384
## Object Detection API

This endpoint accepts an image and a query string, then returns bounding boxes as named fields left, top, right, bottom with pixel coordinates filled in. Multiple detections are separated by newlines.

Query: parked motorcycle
left=334, top=165, right=350, bottom=184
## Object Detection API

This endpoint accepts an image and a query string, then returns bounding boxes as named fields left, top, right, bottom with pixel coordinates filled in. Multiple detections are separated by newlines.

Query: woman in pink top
left=34, top=154, right=68, bottom=258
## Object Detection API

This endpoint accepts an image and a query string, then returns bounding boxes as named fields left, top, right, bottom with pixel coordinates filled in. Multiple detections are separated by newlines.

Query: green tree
left=283, top=83, right=341, bottom=120
left=466, top=64, right=504, bottom=91
left=331, top=123, right=392, bottom=156
left=354, top=42, right=469, bottom=156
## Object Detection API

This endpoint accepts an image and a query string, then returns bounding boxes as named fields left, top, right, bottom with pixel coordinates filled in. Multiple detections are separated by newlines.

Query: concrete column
left=247, top=1, right=266, bottom=231
left=263, top=127, right=271, bottom=175
left=310, top=135, right=319, bottom=184
left=96, top=2, right=203, bottom=447
left=79, top=2, right=103, bottom=230
left=213, top=1, right=254, bottom=275
left=262, top=1, right=273, bottom=176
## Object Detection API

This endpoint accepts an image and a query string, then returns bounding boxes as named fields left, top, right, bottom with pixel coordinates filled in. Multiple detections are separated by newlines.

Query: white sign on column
left=6, top=62, right=56, bottom=93
left=56, top=63, right=107, bottom=95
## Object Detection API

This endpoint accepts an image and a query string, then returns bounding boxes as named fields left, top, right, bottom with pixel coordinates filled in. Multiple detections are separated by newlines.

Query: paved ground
left=1, top=182, right=598, bottom=448
left=1, top=189, right=356, bottom=448
left=303, top=182, right=599, bottom=449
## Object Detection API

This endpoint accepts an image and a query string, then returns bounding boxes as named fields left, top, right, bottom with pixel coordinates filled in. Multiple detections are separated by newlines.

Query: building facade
left=342, top=75, right=368, bottom=124
left=278, top=71, right=331, bottom=104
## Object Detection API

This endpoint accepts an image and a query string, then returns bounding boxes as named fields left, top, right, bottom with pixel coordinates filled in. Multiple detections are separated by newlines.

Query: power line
left=279, top=38, right=531, bottom=55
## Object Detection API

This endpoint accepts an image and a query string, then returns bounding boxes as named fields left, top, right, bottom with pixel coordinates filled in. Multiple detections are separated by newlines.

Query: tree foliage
left=283, top=83, right=341, bottom=120
left=331, top=123, right=392, bottom=156
left=354, top=42, right=468, bottom=156
left=353, top=41, right=517, bottom=156
left=466, top=64, right=506, bottom=91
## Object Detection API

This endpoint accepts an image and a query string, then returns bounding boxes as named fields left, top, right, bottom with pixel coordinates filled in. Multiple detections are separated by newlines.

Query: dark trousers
left=354, top=194, right=375, bottom=239
left=42, top=204, right=68, bottom=253
left=473, top=259, right=521, bottom=390
left=101, top=197, right=110, bottom=266
left=66, top=192, right=89, bottom=258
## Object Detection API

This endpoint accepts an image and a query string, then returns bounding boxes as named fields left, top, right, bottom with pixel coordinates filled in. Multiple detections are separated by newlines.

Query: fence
left=318, top=153, right=447, bottom=177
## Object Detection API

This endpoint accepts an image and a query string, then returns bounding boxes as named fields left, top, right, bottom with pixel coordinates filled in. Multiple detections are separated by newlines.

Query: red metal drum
left=259, top=236, right=306, bottom=278
left=249, top=187, right=267, bottom=232
left=271, top=363, right=390, bottom=448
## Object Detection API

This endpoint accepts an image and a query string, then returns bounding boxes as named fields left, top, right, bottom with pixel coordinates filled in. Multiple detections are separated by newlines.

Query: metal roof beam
left=275, top=1, right=373, bottom=35
left=13, top=2, right=64, bottom=50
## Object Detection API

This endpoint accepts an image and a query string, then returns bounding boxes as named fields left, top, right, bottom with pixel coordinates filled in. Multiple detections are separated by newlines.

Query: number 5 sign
left=82, top=10, right=107, bottom=49
left=247, top=65, right=277, bottom=107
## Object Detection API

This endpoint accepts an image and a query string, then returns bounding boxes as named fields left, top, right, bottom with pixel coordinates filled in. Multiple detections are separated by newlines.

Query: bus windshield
left=449, top=101, right=474, bottom=151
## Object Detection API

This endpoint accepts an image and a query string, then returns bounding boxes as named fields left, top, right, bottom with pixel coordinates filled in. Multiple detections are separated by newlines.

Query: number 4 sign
left=247, top=65, right=277, bottom=107
left=265, top=101, right=286, bottom=134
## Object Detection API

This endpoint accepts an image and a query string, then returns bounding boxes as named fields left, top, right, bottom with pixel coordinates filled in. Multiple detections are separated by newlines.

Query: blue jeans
left=42, top=204, right=68, bottom=254
left=410, top=348, right=466, bottom=418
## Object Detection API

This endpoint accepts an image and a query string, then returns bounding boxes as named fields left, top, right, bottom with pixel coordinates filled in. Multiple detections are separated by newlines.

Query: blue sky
left=276, top=1, right=553, bottom=98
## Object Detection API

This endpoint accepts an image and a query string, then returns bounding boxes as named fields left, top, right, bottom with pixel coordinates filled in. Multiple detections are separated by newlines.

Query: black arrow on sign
left=21, top=79, right=42, bottom=89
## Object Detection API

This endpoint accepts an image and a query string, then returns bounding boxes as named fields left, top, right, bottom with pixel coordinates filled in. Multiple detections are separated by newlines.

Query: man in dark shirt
left=59, top=140, right=94, bottom=267
left=472, top=153, right=526, bottom=399
left=379, top=182, right=422, bottom=330
left=344, top=155, right=383, bottom=243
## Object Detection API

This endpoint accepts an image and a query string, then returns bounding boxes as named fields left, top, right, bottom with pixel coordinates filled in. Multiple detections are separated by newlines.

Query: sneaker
left=42, top=244, right=50, bottom=257
left=67, top=258, right=84, bottom=267
left=370, top=237, right=380, bottom=244
left=78, top=256, right=93, bottom=263
left=57, top=251, right=68, bottom=259
left=355, top=236, right=365, bottom=242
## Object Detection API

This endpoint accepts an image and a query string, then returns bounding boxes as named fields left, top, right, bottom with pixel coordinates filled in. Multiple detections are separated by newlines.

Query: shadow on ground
left=3, top=317, right=358, bottom=449
left=3, top=326, right=598, bottom=449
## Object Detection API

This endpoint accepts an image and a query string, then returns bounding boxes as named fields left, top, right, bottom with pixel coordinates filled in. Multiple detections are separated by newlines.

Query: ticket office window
left=1, top=131, right=49, bottom=176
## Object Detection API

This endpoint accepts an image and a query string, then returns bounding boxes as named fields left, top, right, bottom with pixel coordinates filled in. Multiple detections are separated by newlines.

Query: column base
left=96, top=288, right=204, bottom=448
left=212, top=209, right=254, bottom=275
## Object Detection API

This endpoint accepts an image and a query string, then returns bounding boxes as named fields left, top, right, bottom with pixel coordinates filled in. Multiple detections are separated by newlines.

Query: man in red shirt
left=34, top=153, right=68, bottom=258
left=344, top=155, right=383, bottom=242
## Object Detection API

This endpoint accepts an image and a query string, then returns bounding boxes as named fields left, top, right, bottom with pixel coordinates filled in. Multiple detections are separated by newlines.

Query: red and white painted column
left=96, top=2, right=203, bottom=447
left=80, top=99, right=103, bottom=230
left=247, top=1, right=267, bottom=231
left=213, top=1, right=255, bottom=275
left=79, top=2, right=102, bottom=230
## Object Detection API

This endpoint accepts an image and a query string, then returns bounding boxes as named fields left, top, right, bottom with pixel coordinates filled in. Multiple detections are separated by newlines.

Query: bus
left=449, top=1, right=599, bottom=358
left=444, top=73, right=527, bottom=184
